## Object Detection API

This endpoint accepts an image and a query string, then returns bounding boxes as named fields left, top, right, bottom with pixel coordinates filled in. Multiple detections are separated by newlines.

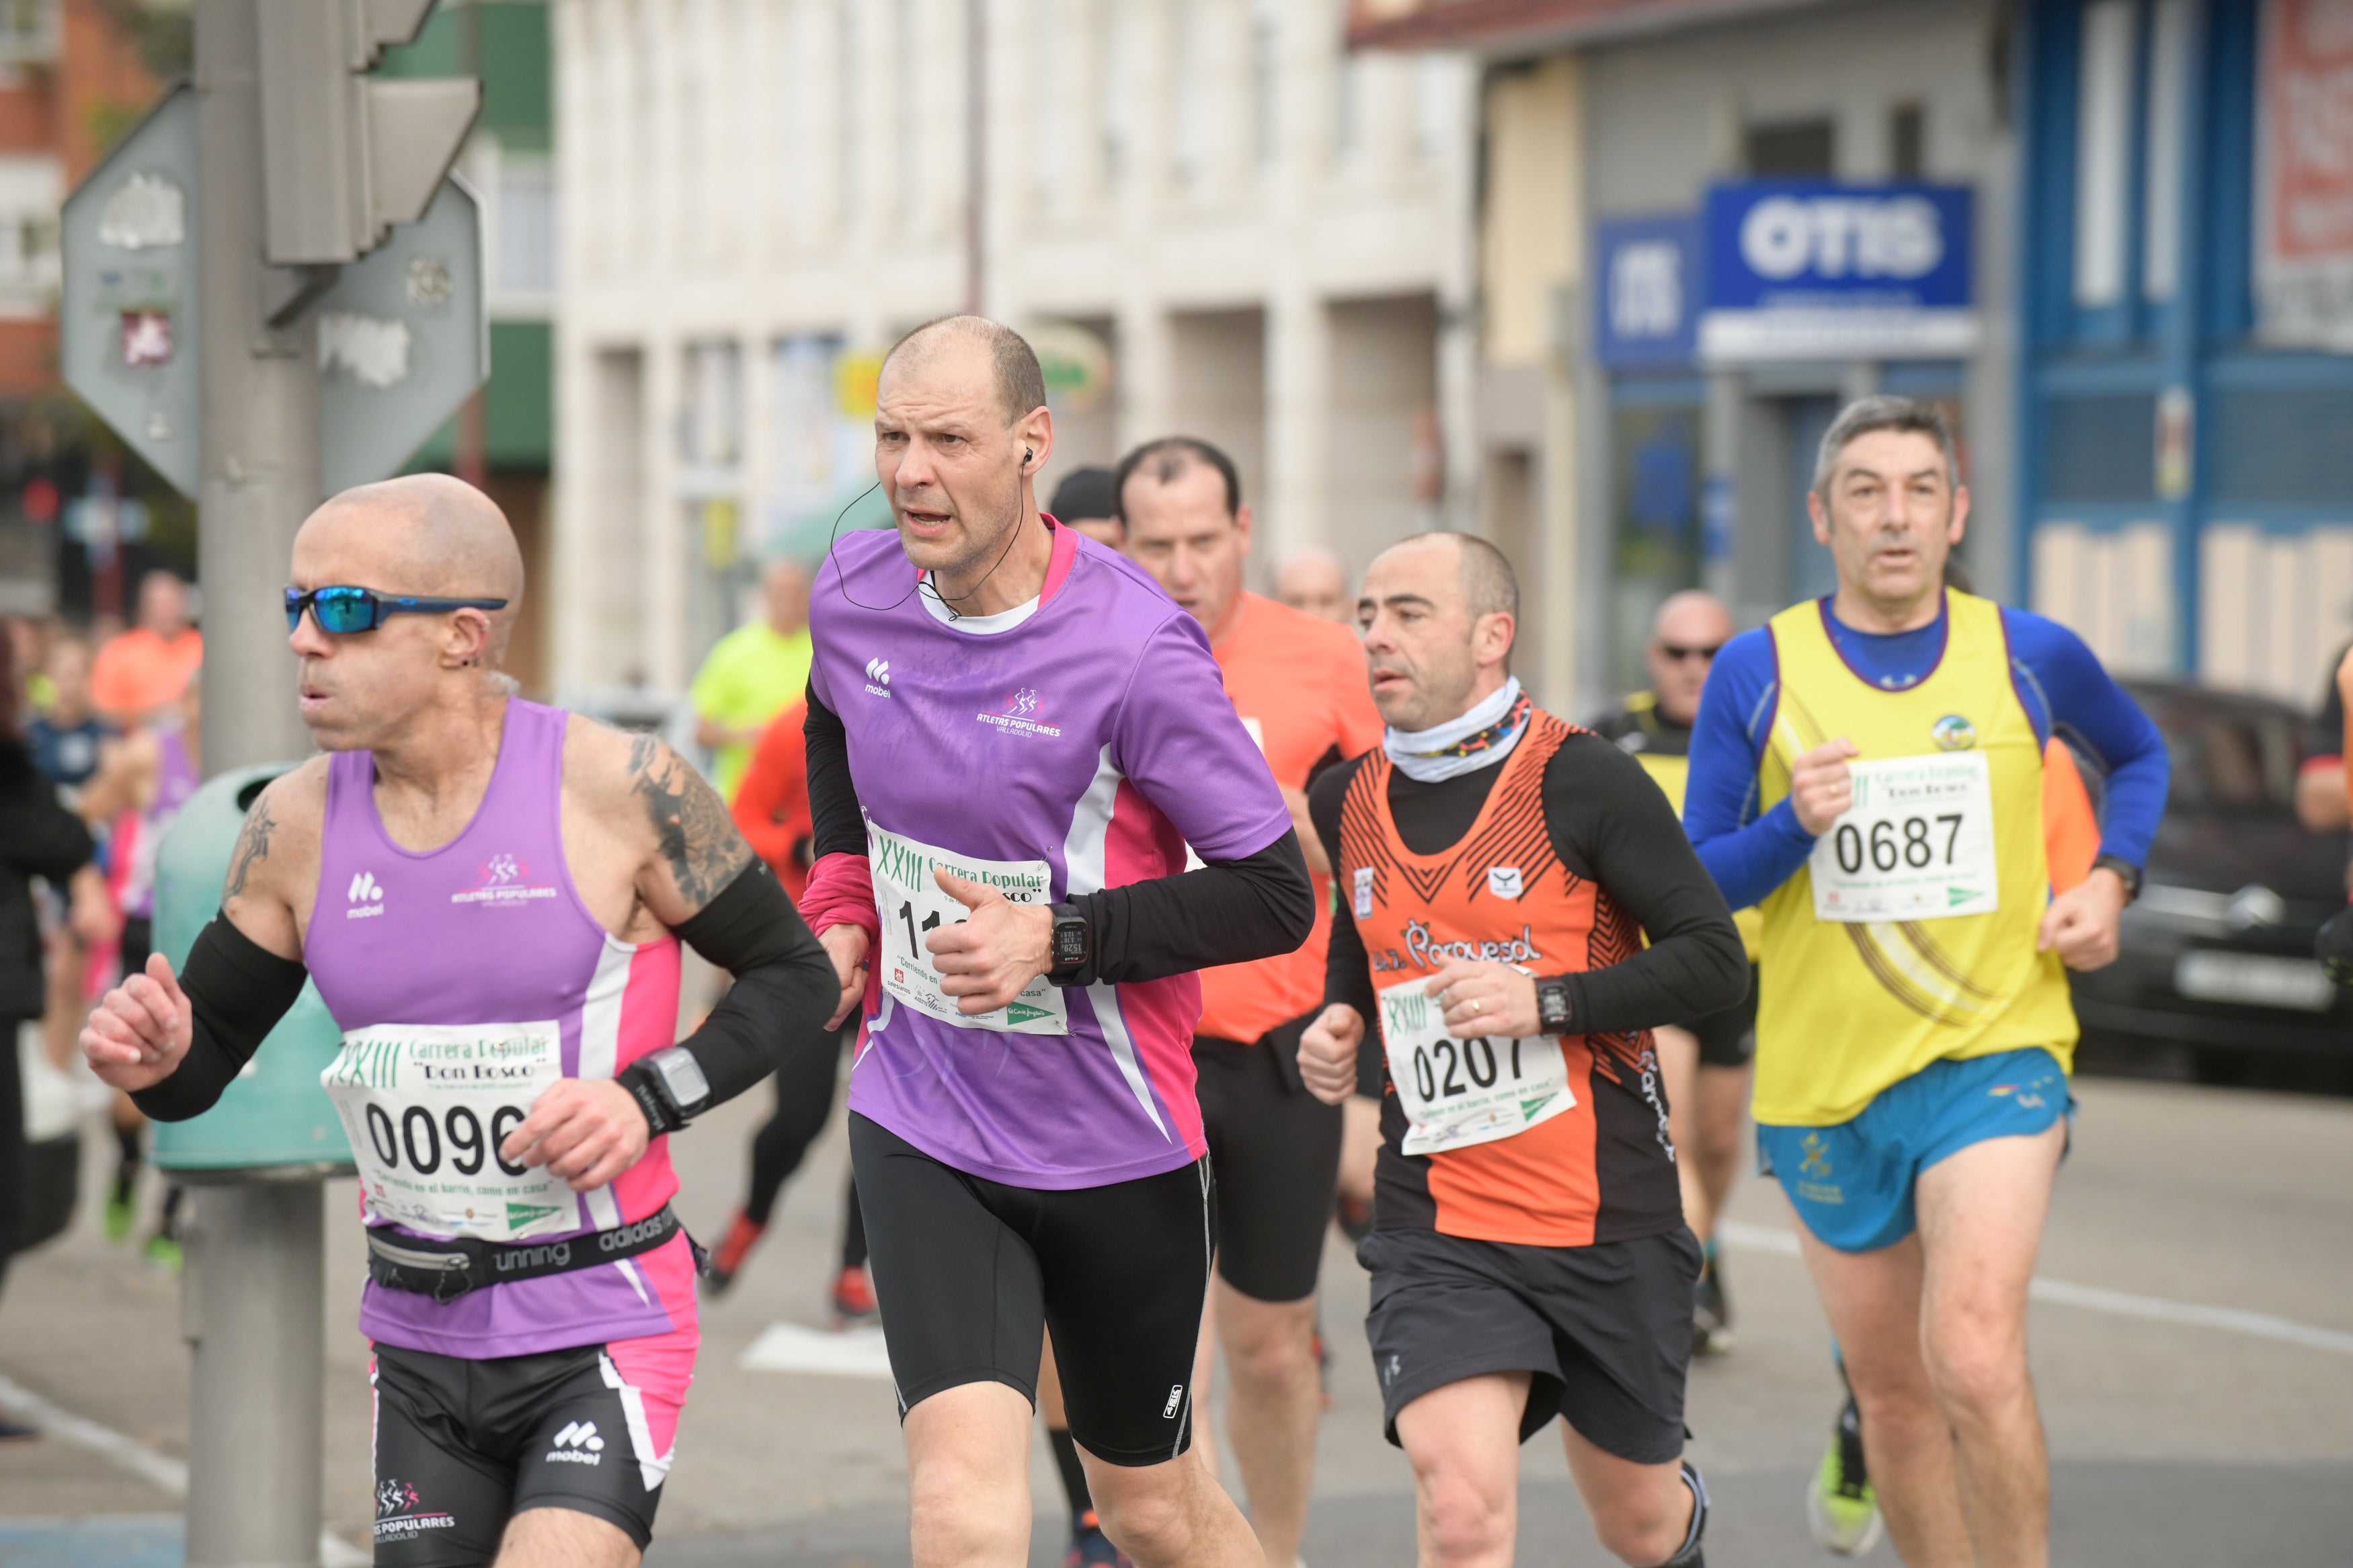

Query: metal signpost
left=61, top=3, right=481, bottom=1562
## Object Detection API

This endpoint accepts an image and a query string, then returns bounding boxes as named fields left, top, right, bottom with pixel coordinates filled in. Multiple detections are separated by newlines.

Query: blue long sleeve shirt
left=1684, top=599, right=2170, bottom=912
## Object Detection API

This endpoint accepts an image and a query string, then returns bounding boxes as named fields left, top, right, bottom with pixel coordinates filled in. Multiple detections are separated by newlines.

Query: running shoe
left=1063, top=1509, right=1131, bottom=1568
left=0, top=1415, right=36, bottom=1441
left=830, top=1263, right=877, bottom=1325
left=1692, top=1247, right=1734, bottom=1356
left=1805, top=1396, right=1884, bottom=1557
left=104, top=1168, right=135, bottom=1243
left=143, top=1233, right=183, bottom=1272
left=701, top=1212, right=764, bottom=1297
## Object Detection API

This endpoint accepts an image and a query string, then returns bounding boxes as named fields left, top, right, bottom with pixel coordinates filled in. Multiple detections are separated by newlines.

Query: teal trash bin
left=149, top=763, right=354, bottom=1180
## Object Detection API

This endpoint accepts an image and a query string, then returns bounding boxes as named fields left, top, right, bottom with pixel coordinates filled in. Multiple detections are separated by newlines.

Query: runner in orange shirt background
left=1110, top=436, right=1383, bottom=1568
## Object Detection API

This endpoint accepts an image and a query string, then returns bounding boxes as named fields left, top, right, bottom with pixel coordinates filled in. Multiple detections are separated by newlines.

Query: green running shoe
left=1805, top=1397, right=1884, bottom=1557
left=104, top=1168, right=135, bottom=1243
left=143, top=1233, right=184, bottom=1272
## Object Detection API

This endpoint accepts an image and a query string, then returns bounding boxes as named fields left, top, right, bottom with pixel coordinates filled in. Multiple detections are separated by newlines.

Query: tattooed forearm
left=223, top=792, right=278, bottom=903
left=629, top=735, right=754, bottom=908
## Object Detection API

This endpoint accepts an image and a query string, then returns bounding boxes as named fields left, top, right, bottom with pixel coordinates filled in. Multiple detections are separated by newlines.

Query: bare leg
left=1081, top=1444, right=1263, bottom=1568
left=1558, top=1425, right=1693, bottom=1567
left=1793, top=1225, right=1972, bottom=1568
left=1393, top=1374, right=1525, bottom=1568
left=1654, top=1026, right=1708, bottom=1236
left=1215, top=1282, right=1321, bottom=1568
left=1337, top=1098, right=1380, bottom=1214
left=906, top=1382, right=1035, bottom=1568
left=1040, top=1333, right=1069, bottom=1427
left=1191, top=1279, right=1222, bottom=1484
left=1915, top=1122, right=2065, bottom=1568
left=1690, top=1063, right=1751, bottom=1230
left=497, top=1505, right=640, bottom=1568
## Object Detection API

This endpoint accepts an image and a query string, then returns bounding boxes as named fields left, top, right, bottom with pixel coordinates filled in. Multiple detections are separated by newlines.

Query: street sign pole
left=186, top=5, right=331, bottom=1563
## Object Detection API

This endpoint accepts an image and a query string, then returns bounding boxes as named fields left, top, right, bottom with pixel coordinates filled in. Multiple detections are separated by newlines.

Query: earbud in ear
left=1024, top=449, right=1034, bottom=465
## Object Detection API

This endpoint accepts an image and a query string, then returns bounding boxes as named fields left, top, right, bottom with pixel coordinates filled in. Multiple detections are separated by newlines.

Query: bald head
left=302, top=474, right=524, bottom=663
left=1275, top=548, right=1350, bottom=626
left=1644, top=589, right=1731, bottom=725
left=883, top=315, right=1047, bottom=426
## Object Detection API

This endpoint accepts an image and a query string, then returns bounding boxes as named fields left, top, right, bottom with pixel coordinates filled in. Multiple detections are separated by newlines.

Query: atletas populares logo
left=450, top=852, right=559, bottom=908
left=976, top=686, right=1061, bottom=739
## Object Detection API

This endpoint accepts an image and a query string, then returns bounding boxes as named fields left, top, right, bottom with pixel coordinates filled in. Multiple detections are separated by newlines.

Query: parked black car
left=2069, top=680, right=2352, bottom=1075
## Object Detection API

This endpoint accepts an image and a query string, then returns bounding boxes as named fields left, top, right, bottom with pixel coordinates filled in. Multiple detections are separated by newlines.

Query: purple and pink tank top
left=115, top=727, right=199, bottom=920
left=305, top=700, right=696, bottom=1360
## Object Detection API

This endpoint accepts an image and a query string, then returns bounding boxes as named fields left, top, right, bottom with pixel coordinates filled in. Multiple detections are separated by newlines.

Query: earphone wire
left=825, top=460, right=1041, bottom=622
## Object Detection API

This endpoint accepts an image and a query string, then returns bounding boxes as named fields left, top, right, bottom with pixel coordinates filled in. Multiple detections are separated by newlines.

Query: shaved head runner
left=81, top=474, right=838, bottom=1568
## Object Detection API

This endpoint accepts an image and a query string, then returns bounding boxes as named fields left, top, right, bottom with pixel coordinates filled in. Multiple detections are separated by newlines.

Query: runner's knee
left=1921, top=1323, right=2031, bottom=1423
left=1220, top=1305, right=1318, bottom=1393
left=1587, top=1486, right=1689, bottom=1568
left=1089, top=1464, right=1203, bottom=1563
left=1414, top=1466, right=1513, bottom=1568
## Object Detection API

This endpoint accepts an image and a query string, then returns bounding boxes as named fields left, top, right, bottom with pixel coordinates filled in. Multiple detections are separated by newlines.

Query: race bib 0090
left=321, top=1020, right=573, bottom=1242
left=1376, top=977, right=1574, bottom=1157
left=1809, top=752, right=2000, bottom=923
left=867, top=819, right=1070, bottom=1035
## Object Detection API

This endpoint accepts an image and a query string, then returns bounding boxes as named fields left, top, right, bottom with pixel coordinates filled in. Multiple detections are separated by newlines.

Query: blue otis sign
left=1699, top=181, right=1975, bottom=362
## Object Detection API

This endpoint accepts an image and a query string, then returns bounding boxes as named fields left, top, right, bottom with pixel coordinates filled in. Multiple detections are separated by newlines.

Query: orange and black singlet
left=1309, top=708, right=1747, bottom=1248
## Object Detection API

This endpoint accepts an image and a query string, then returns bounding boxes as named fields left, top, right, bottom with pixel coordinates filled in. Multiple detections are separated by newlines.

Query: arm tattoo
left=224, top=793, right=278, bottom=902
left=628, top=735, right=753, bottom=909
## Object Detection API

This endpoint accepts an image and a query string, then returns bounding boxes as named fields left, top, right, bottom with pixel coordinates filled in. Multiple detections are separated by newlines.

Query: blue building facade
left=2021, top=0, right=2353, bottom=700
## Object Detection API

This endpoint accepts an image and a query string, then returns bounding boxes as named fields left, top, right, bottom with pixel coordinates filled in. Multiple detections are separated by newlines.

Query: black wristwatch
left=2091, top=854, right=2143, bottom=904
left=619, top=1046, right=712, bottom=1136
left=1046, top=903, right=1092, bottom=987
left=1534, top=977, right=1573, bottom=1034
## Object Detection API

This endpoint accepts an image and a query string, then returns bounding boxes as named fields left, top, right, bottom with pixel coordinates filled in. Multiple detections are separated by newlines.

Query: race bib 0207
left=321, top=1021, right=573, bottom=1243
left=867, top=819, right=1070, bottom=1035
left=1376, top=977, right=1574, bottom=1157
left=1809, top=752, right=2000, bottom=923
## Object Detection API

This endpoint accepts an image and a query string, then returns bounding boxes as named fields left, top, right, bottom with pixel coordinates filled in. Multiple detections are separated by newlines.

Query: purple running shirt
left=809, top=522, right=1292, bottom=1188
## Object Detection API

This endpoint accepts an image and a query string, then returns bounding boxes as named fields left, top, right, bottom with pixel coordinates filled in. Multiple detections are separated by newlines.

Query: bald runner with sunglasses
left=1589, top=592, right=1756, bottom=1359
left=79, top=474, right=837, bottom=1568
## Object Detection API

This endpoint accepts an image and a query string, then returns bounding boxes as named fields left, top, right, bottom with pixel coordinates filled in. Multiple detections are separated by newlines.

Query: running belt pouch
left=366, top=1202, right=682, bottom=1302
left=130, top=911, right=310, bottom=1122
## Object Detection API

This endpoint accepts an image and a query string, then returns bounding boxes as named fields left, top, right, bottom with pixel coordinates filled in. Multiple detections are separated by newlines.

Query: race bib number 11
left=1809, top=752, right=2000, bottom=923
left=867, top=819, right=1070, bottom=1035
left=1377, top=978, right=1574, bottom=1157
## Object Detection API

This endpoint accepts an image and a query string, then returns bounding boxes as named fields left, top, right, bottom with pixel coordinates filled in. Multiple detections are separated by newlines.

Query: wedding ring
left=1471, top=999, right=1483, bottom=1016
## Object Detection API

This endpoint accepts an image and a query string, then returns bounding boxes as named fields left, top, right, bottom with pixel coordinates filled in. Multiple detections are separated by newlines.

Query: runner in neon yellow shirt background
left=692, top=559, right=814, bottom=800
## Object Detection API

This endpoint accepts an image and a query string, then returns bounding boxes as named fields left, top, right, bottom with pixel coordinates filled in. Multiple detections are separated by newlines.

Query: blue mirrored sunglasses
left=284, top=585, right=510, bottom=635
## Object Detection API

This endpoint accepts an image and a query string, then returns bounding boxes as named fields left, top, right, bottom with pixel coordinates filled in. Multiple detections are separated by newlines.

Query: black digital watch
left=1046, top=903, right=1092, bottom=987
left=2090, top=854, right=2143, bottom=904
left=1535, top=977, right=1574, bottom=1034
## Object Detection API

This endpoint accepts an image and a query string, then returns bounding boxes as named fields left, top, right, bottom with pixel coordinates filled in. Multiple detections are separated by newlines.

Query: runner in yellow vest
left=1591, top=591, right=1757, bottom=1358
left=1683, top=399, right=2169, bottom=1568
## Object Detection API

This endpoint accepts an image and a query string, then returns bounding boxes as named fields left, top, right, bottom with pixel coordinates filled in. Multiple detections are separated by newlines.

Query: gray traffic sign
left=61, top=83, right=202, bottom=498
left=317, top=176, right=486, bottom=494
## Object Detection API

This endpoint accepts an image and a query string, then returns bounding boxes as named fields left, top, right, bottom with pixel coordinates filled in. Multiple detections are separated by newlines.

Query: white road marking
left=1718, top=1220, right=2353, bottom=1357
left=0, top=1372, right=370, bottom=1567
left=738, top=1320, right=894, bottom=1380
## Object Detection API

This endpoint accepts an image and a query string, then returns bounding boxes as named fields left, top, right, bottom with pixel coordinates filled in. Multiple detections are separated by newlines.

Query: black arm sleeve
left=1542, top=736, right=1748, bottom=1034
left=130, top=914, right=309, bottom=1123
left=803, top=688, right=867, bottom=860
left=1061, top=829, right=1314, bottom=987
left=1310, top=760, right=1378, bottom=1023
left=625, top=859, right=839, bottom=1119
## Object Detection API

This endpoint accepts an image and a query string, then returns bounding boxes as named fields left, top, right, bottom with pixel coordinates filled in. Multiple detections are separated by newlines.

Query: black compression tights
left=742, top=1025, right=867, bottom=1270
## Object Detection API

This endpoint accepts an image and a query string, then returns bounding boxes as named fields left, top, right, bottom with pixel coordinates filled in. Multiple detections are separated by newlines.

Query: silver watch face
left=651, top=1047, right=711, bottom=1109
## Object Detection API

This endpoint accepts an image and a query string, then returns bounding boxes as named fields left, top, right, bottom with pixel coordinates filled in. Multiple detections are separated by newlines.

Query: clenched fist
left=79, top=952, right=193, bottom=1092
left=1790, top=738, right=1862, bottom=836
left=1298, top=1003, right=1367, bottom=1106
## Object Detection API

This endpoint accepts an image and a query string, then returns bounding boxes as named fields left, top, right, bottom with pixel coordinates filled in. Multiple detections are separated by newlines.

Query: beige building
left=551, top=0, right=1478, bottom=702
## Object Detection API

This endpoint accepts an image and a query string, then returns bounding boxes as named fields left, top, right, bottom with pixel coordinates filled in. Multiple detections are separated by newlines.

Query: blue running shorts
left=1755, top=1046, right=2071, bottom=1253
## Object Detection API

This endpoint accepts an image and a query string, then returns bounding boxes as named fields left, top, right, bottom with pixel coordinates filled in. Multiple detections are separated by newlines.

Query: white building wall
left=553, top=0, right=1476, bottom=698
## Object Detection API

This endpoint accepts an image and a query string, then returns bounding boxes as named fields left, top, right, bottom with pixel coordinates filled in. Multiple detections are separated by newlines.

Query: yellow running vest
left=1754, top=591, right=2077, bottom=1127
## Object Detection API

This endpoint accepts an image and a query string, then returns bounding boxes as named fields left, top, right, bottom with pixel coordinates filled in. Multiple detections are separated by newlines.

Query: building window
left=1251, top=0, right=1279, bottom=169
left=1745, top=118, right=1835, bottom=176
left=497, top=161, right=556, bottom=296
left=1890, top=101, right=1925, bottom=179
left=2141, top=0, right=2191, bottom=302
left=2072, top=0, right=2137, bottom=308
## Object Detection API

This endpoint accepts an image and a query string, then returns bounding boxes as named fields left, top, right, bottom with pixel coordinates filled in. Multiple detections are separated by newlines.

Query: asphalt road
left=5, top=1069, right=2352, bottom=1566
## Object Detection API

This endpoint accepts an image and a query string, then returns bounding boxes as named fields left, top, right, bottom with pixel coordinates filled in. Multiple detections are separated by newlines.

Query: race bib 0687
left=321, top=1020, right=573, bottom=1242
left=1376, top=977, right=1574, bottom=1157
left=867, top=819, right=1070, bottom=1035
left=1809, top=752, right=2000, bottom=923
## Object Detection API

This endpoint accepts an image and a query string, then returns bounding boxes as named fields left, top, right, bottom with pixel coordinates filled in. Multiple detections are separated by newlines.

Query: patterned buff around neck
left=1386, top=689, right=1535, bottom=784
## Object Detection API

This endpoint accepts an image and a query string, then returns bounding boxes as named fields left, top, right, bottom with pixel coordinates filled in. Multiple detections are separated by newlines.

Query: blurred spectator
left=0, top=628, right=104, bottom=1436
left=1049, top=466, right=1123, bottom=548
left=90, top=571, right=202, bottom=723
left=731, top=699, right=813, bottom=900
left=692, top=559, right=813, bottom=801
left=28, top=634, right=113, bottom=798
left=2295, top=640, right=2350, bottom=833
left=1275, top=546, right=1352, bottom=625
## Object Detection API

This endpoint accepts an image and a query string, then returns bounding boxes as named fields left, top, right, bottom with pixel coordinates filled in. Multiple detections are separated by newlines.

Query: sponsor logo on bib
left=1931, top=713, right=1978, bottom=751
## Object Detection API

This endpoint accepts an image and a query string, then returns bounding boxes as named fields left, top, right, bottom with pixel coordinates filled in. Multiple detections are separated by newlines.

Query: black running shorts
left=849, top=1112, right=1211, bottom=1467
left=1193, top=1030, right=1343, bottom=1303
left=1359, top=1226, right=1701, bottom=1465
left=369, top=1339, right=678, bottom=1565
left=1685, top=964, right=1759, bottom=1069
